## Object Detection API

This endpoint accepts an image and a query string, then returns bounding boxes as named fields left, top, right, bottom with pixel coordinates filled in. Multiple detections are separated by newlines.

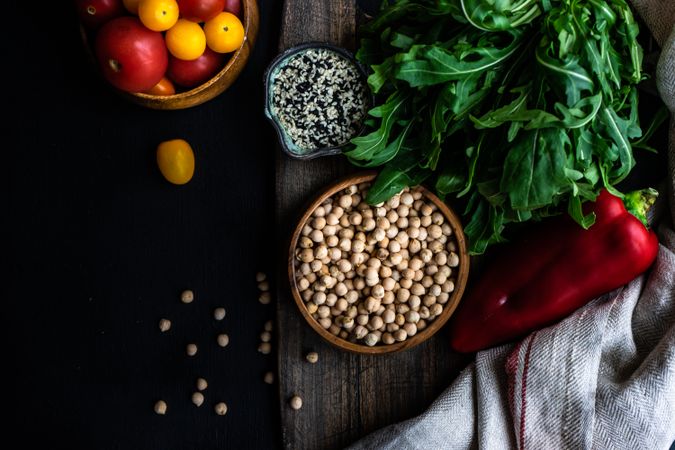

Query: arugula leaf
left=346, top=0, right=658, bottom=254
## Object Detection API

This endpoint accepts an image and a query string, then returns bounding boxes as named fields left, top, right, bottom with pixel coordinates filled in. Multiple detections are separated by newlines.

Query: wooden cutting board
left=274, top=1, right=471, bottom=448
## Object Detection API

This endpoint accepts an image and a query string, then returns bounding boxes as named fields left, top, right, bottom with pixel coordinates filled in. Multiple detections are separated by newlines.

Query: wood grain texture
left=275, top=2, right=471, bottom=449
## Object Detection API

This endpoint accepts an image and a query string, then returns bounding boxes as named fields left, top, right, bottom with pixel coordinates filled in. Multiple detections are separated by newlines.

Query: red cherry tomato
left=167, top=47, right=225, bottom=87
left=145, top=77, right=176, bottom=96
left=177, top=0, right=225, bottom=22
left=223, top=0, right=240, bottom=16
left=75, top=0, right=125, bottom=29
left=95, top=17, right=169, bottom=93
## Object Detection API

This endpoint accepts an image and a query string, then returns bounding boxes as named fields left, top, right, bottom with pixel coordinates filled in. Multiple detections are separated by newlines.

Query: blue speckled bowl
left=264, top=42, right=371, bottom=160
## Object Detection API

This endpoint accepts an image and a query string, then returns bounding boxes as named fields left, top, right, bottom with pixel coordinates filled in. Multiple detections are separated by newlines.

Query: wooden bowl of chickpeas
left=288, top=172, right=469, bottom=354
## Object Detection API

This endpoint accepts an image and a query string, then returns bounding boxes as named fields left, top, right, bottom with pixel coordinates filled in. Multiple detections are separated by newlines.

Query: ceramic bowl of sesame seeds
left=264, top=43, right=372, bottom=160
left=288, top=172, right=470, bottom=354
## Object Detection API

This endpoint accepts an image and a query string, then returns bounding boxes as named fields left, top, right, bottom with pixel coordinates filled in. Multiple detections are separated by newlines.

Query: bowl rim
left=79, top=0, right=258, bottom=107
left=288, top=171, right=470, bottom=354
left=264, top=42, right=372, bottom=160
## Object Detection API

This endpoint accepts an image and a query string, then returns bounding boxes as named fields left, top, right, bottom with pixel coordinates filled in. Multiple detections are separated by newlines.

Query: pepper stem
left=623, top=188, right=658, bottom=228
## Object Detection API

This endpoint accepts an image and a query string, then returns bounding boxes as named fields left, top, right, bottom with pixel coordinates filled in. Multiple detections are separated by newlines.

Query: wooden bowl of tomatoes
left=77, top=0, right=259, bottom=110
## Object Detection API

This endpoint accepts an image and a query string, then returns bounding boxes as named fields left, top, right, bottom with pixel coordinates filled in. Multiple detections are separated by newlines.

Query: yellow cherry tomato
left=166, top=19, right=206, bottom=61
left=204, top=12, right=244, bottom=54
left=144, top=77, right=176, bottom=96
left=138, top=0, right=179, bottom=31
left=156, top=139, right=195, bottom=185
left=122, top=0, right=141, bottom=14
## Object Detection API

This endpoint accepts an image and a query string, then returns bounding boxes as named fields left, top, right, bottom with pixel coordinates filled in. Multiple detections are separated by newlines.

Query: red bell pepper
left=449, top=189, right=659, bottom=353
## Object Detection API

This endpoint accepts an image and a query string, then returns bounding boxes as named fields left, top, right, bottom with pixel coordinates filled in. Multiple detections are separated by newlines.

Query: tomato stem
left=108, top=59, right=122, bottom=73
left=87, top=5, right=96, bottom=15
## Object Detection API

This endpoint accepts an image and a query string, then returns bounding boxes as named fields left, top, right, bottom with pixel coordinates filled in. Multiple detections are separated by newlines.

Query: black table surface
left=6, top=1, right=672, bottom=449
left=8, top=1, right=283, bottom=449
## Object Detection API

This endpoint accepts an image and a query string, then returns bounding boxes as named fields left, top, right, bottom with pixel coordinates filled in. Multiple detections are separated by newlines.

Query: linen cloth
left=348, top=1, right=675, bottom=448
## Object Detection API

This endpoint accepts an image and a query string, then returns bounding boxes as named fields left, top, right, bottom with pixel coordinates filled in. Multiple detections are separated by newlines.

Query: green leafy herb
left=347, top=0, right=654, bottom=254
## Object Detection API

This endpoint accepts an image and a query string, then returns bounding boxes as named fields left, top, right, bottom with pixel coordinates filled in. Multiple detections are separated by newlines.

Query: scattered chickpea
left=181, top=290, right=194, bottom=304
left=306, top=351, right=319, bottom=363
left=260, top=331, right=272, bottom=343
left=192, top=392, right=204, bottom=407
left=217, top=334, right=229, bottom=347
left=258, top=342, right=272, bottom=354
left=264, top=320, right=273, bottom=332
left=186, top=343, right=198, bottom=356
left=289, top=395, right=303, bottom=410
left=213, top=307, right=226, bottom=321
left=196, top=378, right=208, bottom=391
left=259, top=292, right=272, bottom=305
left=214, top=402, right=228, bottom=416
left=264, top=372, right=275, bottom=384
left=256, top=272, right=267, bottom=282
left=158, top=318, right=171, bottom=332
left=154, top=400, right=167, bottom=415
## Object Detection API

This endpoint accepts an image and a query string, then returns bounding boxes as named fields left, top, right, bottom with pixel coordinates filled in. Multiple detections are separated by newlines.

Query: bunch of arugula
left=346, top=0, right=659, bottom=254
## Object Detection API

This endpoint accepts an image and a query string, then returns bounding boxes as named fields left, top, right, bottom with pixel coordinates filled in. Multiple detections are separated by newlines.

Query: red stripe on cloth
left=506, top=339, right=524, bottom=423
left=519, top=332, right=537, bottom=450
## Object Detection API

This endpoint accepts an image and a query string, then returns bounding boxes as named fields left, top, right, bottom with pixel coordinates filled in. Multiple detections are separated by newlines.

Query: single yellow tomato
left=166, top=19, right=206, bottom=61
left=204, top=12, right=244, bottom=54
left=122, top=0, right=141, bottom=14
left=144, top=77, right=176, bottom=96
left=138, top=0, right=179, bottom=31
left=156, top=139, right=195, bottom=185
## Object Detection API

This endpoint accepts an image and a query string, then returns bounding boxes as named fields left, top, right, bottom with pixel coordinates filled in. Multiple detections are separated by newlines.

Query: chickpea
left=396, top=304, right=411, bottom=315
left=354, top=325, right=368, bottom=339
left=408, top=295, right=421, bottom=310
left=351, top=240, right=366, bottom=253
left=365, top=296, right=381, bottom=313
left=382, top=332, right=395, bottom=345
left=154, top=400, right=167, bottom=415
left=429, top=240, right=444, bottom=253
left=394, top=329, right=407, bottom=342
left=386, top=226, right=400, bottom=240
left=411, top=283, right=425, bottom=296
left=306, top=302, right=318, bottom=314
left=349, top=213, right=363, bottom=226
left=364, top=332, right=380, bottom=346
left=429, top=267, right=446, bottom=283
left=382, top=291, right=395, bottom=305
left=310, top=229, right=323, bottom=243
left=351, top=252, right=366, bottom=267
left=382, top=309, right=395, bottom=324
left=430, top=304, right=443, bottom=317
left=312, top=217, right=326, bottom=230
left=381, top=277, right=395, bottom=292
left=402, top=322, right=417, bottom=337
left=423, top=294, right=437, bottom=307
left=404, top=310, right=420, bottom=323
left=299, top=236, right=314, bottom=249
left=369, top=315, right=384, bottom=331
left=448, top=252, right=460, bottom=267
left=400, top=278, right=413, bottom=289
left=319, top=317, right=332, bottom=329
left=396, top=288, right=411, bottom=303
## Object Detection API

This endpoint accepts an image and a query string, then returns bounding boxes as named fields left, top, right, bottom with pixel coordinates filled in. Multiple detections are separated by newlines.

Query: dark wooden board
left=274, top=1, right=471, bottom=449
